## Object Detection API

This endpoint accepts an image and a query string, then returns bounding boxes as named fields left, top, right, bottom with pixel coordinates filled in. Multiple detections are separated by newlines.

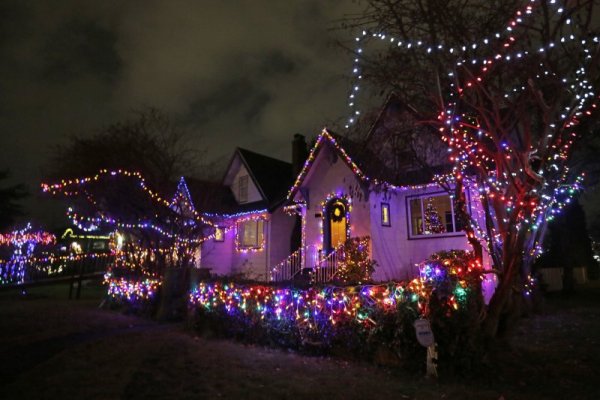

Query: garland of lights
left=0, top=224, right=56, bottom=285
left=287, top=129, right=447, bottom=202
left=320, top=192, right=352, bottom=247
left=234, top=213, right=268, bottom=253
left=41, top=169, right=215, bottom=227
left=103, top=271, right=161, bottom=301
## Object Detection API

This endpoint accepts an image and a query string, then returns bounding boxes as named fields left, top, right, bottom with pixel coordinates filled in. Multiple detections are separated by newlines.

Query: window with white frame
left=237, top=219, right=264, bottom=249
left=238, top=175, right=248, bottom=203
left=407, top=193, right=462, bottom=237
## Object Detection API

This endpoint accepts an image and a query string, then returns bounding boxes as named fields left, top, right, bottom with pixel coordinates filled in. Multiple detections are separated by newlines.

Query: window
left=237, top=219, right=264, bottom=249
left=408, top=193, right=461, bottom=237
left=238, top=175, right=248, bottom=203
left=214, top=226, right=224, bottom=242
left=92, top=241, right=107, bottom=251
left=381, top=203, right=391, bottom=226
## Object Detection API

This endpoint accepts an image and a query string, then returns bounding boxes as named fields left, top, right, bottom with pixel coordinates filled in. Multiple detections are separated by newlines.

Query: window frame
left=236, top=218, right=265, bottom=250
left=405, top=191, right=468, bottom=240
left=238, top=175, right=249, bottom=203
left=381, top=203, right=391, bottom=227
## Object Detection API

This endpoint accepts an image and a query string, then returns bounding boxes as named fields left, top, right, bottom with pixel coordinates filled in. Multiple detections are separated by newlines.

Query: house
left=178, top=96, right=488, bottom=285
left=272, top=94, right=489, bottom=283
left=174, top=147, right=298, bottom=281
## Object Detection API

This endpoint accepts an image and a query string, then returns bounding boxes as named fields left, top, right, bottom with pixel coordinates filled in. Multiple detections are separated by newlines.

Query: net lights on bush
left=103, top=271, right=161, bottom=301
left=191, top=280, right=423, bottom=329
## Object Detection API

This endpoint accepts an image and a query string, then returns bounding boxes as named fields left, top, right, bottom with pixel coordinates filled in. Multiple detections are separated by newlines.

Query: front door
left=325, top=198, right=347, bottom=253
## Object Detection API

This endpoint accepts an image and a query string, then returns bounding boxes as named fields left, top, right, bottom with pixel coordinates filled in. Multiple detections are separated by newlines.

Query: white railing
left=270, top=248, right=303, bottom=282
left=270, top=243, right=346, bottom=284
left=311, top=245, right=345, bottom=284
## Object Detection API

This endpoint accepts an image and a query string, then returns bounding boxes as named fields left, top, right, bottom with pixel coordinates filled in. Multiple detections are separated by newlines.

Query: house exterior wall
left=299, top=144, right=371, bottom=263
left=201, top=212, right=296, bottom=282
left=294, top=141, right=488, bottom=283
left=368, top=187, right=476, bottom=282
left=200, top=224, right=234, bottom=276
left=230, top=164, right=262, bottom=204
left=268, top=207, right=297, bottom=268
left=230, top=227, right=269, bottom=281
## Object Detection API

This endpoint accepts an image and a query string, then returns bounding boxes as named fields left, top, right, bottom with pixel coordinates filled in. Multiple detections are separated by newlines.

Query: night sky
left=0, top=1, right=360, bottom=224
left=2, top=1, right=599, bottom=232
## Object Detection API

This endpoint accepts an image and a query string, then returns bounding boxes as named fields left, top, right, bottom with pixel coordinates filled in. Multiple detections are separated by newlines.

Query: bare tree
left=342, top=0, right=600, bottom=340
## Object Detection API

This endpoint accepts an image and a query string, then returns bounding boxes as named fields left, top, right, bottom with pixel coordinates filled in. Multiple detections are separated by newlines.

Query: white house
left=178, top=96, right=487, bottom=284
left=281, top=128, right=484, bottom=282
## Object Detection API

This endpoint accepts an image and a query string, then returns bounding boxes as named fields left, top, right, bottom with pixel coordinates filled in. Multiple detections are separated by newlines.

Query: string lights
left=0, top=224, right=56, bottom=285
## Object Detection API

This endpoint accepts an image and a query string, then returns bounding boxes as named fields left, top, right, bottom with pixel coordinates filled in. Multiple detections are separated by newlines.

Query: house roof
left=236, top=148, right=293, bottom=207
left=287, top=128, right=450, bottom=201
left=171, top=148, right=293, bottom=217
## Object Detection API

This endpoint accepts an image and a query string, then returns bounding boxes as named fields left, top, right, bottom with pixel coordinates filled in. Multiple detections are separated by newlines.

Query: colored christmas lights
left=0, top=224, right=56, bottom=285
left=104, top=271, right=161, bottom=301
left=41, top=169, right=215, bottom=227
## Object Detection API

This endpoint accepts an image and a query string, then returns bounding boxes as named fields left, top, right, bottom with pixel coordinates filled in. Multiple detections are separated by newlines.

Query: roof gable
left=223, top=148, right=293, bottom=209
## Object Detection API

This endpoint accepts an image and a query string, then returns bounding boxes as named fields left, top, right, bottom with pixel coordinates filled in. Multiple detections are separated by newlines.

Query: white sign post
left=414, top=318, right=438, bottom=378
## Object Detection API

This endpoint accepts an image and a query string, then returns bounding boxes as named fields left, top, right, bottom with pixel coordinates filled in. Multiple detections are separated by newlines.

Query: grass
left=0, top=281, right=599, bottom=399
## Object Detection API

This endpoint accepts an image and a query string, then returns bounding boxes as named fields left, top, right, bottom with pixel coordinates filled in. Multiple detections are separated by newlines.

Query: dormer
left=223, top=148, right=293, bottom=210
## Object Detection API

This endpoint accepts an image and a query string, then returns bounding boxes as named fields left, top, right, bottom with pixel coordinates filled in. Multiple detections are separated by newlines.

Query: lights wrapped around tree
left=334, top=236, right=377, bottom=285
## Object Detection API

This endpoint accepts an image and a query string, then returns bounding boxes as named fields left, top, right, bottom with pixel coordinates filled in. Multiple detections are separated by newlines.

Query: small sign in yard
left=414, top=318, right=438, bottom=378
left=414, top=318, right=434, bottom=347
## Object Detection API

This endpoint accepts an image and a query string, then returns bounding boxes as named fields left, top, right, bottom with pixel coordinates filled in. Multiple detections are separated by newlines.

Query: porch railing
left=270, top=243, right=346, bottom=284
left=270, top=248, right=303, bottom=282
left=311, top=244, right=345, bottom=284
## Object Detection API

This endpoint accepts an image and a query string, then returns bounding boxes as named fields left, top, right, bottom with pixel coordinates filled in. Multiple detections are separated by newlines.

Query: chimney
left=292, top=133, right=308, bottom=177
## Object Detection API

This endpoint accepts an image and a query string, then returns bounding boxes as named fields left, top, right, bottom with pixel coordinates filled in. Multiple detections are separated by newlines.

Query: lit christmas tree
left=424, top=198, right=445, bottom=234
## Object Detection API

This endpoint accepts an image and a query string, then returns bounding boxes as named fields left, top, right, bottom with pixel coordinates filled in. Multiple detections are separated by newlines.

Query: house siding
left=368, top=188, right=475, bottom=282
left=230, top=164, right=262, bottom=204
left=299, top=143, right=371, bottom=263
left=268, top=207, right=297, bottom=269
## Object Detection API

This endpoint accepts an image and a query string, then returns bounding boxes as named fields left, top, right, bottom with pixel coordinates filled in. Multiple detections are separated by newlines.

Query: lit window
left=381, top=203, right=391, bottom=226
left=237, top=219, right=264, bottom=249
left=214, top=227, right=224, bottom=242
left=408, top=193, right=461, bottom=237
left=238, top=175, right=248, bottom=203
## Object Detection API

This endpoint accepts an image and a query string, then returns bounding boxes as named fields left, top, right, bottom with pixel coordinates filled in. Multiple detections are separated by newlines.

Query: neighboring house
left=173, top=148, right=297, bottom=281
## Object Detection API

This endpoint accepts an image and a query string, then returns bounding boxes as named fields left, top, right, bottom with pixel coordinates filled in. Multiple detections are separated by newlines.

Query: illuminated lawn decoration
left=0, top=224, right=55, bottom=285
left=104, top=271, right=161, bottom=301
left=335, top=236, right=376, bottom=285
left=191, top=281, right=424, bottom=332
left=190, top=252, right=481, bottom=345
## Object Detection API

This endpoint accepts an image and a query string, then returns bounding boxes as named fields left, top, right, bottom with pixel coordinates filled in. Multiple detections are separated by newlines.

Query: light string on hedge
left=190, top=251, right=482, bottom=333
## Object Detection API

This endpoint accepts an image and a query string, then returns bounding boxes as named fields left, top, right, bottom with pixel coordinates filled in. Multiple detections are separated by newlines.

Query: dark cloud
left=0, top=0, right=360, bottom=224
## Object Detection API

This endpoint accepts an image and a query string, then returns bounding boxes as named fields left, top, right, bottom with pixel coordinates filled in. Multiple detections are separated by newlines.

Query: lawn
left=0, top=281, right=599, bottom=400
